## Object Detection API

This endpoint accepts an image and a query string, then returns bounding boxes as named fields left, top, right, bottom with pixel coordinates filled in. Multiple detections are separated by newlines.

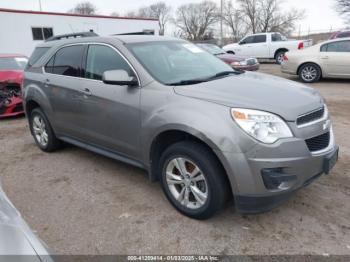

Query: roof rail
left=114, top=30, right=155, bottom=36
left=45, top=31, right=99, bottom=42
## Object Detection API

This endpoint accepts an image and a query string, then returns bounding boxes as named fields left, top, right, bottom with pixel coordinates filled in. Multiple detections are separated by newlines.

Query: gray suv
left=24, top=35, right=339, bottom=219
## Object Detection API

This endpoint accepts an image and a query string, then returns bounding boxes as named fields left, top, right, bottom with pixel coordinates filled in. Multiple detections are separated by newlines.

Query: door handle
left=321, top=56, right=329, bottom=60
left=44, top=78, right=50, bottom=87
left=81, top=88, right=92, bottom=96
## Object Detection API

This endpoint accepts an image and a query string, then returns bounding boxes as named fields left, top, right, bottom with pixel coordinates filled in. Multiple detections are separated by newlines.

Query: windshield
left=197, top=44, right=226, bottom=55
left=0, top=57, right=28, bottom=70
left=127, top=41, right=234, bottom=85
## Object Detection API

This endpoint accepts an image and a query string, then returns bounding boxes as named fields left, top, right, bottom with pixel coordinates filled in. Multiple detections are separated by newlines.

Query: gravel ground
left=0, top=64, right=349, bottom=255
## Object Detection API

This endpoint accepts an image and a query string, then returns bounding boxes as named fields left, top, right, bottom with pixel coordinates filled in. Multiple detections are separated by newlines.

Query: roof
left=114, top=35, right=181, bottom=44
left=0, top=8, right=158, bottom=22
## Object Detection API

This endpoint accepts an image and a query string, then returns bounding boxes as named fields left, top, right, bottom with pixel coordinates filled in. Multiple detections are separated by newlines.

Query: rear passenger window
left=85, top=45, right=134, bottom=80
left=321, top=41, right=350, bottom=52
left=51, top=45, right=85, bottom=77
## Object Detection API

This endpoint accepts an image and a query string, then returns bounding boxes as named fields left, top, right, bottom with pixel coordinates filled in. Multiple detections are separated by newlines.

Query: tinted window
left=272, top=33, right=282, bottom=42
left=27, top=47, right=50, bottom=68
left=241, top=36, right=254, bottom=44
left=0, top=57, right=28, bottom=70
left=253, top=35, right=267, bottom=43
left=85, top=45, right=134, bottom=80
left=53, top=45, right=85, bottom=77
left=321, top=41, right=350, bottom=52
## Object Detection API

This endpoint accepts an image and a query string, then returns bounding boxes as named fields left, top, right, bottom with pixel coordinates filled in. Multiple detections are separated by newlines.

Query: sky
left=0, top=0, right=347, bottom=34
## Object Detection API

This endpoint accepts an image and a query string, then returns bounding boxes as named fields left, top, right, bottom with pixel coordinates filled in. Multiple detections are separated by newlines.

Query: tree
left=175, top=1, right=219, bottom=40
left=138, top=2, right=172, bottom=35
left=258, top=0, right=305, bottom=35
left=237, top=0, right=261, bottom=34
left=68, top=1, right=97, bottom=15
left=237, top=0, right=304, bottom=36
left=336, top=0, right=350, bottom=22
left=222, top=1, right=247, bottom=41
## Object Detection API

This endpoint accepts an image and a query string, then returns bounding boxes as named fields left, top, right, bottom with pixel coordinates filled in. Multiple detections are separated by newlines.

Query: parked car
left=24, top=34, right=338, bottom=219
left=223, top=32, right=313, bottom=64
left=329, top=30, right=350, bottom=39
left=281, top=37, right=350, bottom=83
left=0, top=179, right=52, bottom=259
left=0, top=54, right=27, bottom=118
left=196, top=43, right=259, bottom=71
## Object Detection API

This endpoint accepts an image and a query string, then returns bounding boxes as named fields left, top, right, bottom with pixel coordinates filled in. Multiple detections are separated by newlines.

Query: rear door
left=78, top=44, right=141, bottom=159
left=44, top=44, right=88, bottom=138
left=320, top=40, right=350, bottom=77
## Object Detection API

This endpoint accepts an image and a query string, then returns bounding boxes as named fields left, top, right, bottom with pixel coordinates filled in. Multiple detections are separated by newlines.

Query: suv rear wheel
left=29, top=108, right=62, bottom=152
left=159, top=141, right=230, bottom=219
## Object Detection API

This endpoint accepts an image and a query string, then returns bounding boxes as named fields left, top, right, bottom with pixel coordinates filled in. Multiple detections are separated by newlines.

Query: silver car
left=24, top=35, right=339, bottom=219
left=0, top=180, right=52, bottom=260
left=281, top=37, right=350, bottom=83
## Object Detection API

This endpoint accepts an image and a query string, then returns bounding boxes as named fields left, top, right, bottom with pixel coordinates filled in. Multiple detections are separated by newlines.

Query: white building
left=0, top=8, right=159, bottom=56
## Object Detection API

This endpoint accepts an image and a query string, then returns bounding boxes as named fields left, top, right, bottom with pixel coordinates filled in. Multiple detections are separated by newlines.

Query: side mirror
left=102, top=70, right=138, bottom=86
left=239, top=41, right=245, bottom=45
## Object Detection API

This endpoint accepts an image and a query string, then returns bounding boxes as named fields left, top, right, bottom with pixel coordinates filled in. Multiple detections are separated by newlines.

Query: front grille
left=305, top=132, right=330, bottom=152
left=297, top=107, right=324, bottom=126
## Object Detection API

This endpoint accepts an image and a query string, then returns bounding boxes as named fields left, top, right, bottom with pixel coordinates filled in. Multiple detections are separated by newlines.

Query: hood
left=0, top=70, right=23, bottom=85
left=174, top=72, right=324, bottom=121
left=216, top=53, right=246, bottom=63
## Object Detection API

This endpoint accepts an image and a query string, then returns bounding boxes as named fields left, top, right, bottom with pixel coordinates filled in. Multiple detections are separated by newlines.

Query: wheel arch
left=148, top=128, right=234, bottom=200
left=274, top=48, right=289, bottom=59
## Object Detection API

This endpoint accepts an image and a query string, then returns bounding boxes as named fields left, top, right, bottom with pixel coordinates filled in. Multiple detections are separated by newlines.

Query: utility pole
left=220, top=0, right=223, bottom=46
left=38, top=0, right=42, bottom=11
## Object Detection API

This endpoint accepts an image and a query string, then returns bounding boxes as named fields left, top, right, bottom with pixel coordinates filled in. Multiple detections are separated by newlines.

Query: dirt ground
left=0, top=64, right=350, bottom=255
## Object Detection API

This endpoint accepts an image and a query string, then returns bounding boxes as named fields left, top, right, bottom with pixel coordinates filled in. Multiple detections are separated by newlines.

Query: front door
left=79, top=44, right=141, bottom=159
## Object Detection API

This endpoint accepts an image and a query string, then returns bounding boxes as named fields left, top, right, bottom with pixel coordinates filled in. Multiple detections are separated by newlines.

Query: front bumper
left=219, top=127, right=339, bottom=214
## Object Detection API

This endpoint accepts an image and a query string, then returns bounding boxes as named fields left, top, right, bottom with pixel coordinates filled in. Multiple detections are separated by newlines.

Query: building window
left=32, top=27, right=53, bottom=40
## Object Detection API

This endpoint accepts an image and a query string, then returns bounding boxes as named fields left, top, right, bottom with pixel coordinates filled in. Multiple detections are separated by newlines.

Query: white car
left=281, top=37, right=350, bottom=83
left=223, top=32, right=313, bottom=64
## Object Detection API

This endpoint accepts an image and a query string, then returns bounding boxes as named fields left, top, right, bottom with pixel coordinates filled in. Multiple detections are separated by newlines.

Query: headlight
left=231, top=60, right=247, bottom=67
left=231, top=108, right=293, bottom=144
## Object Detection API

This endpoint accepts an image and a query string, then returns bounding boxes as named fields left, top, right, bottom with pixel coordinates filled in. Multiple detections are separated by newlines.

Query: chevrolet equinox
left=23, top=35, right=339, bottom=219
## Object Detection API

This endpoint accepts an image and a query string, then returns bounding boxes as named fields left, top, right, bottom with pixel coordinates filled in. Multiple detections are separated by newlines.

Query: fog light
left=261, top=168, right=297, bottom=190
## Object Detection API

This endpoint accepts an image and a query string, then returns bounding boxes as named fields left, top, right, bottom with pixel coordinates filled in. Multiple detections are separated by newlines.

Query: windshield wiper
left=168, top=78, right=208, bottom=86
left=206, top=70, right=243, bottom=81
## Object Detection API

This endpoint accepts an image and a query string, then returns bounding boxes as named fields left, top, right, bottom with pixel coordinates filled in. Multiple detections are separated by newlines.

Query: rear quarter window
left=27, top=47, right=50, bottom=68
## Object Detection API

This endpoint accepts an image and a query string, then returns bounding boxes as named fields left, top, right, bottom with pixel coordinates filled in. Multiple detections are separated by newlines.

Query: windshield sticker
left=182, top=44, right=204, bottom=53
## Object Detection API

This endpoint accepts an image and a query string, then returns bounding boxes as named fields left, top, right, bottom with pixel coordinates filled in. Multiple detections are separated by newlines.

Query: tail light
left=282, top=54, right=288, bottom=61
left=298, top=42, right=304, bottom=50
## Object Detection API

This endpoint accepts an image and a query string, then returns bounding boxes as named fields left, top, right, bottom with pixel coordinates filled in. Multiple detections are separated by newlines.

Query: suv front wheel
left=159, top=141, right=230, bottom=219
left=29, top=108, right=62, bottom=152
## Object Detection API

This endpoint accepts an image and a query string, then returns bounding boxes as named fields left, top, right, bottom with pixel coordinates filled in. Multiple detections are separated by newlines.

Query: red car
left=196, top=43, right=259, bottom=71
left=329, top=30, right=350, bottom=39
left=0, top=54, right=27, bottom=118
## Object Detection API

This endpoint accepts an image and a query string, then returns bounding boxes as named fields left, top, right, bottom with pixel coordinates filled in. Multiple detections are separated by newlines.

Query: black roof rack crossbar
left=45, top=31, right=99, bottom=42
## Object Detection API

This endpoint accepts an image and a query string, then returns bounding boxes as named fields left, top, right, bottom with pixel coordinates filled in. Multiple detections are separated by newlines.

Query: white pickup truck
left=223, top=32, right=313, bottom=64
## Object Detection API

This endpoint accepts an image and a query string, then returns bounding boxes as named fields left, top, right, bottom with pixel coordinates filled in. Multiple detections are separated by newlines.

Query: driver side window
left=85, top=45, right=135, bottom=81
left=240, top=36, right=254, bottom=45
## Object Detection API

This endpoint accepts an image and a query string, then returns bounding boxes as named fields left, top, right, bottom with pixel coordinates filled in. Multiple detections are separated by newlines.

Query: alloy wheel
left=165, top=157, right=208, bottom=209
left=32, top=115, right=49, bottom=147
left=301, top=66, right=317, bottom=82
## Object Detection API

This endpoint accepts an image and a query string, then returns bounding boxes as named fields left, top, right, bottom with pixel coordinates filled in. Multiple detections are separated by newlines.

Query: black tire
left=29, top=108, right=62, bottom=152
left=159, top=141, right=230, bottom=219
left=275, top=50, right=286, bottom=64
left=298, top=63, right=322, bottom=83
